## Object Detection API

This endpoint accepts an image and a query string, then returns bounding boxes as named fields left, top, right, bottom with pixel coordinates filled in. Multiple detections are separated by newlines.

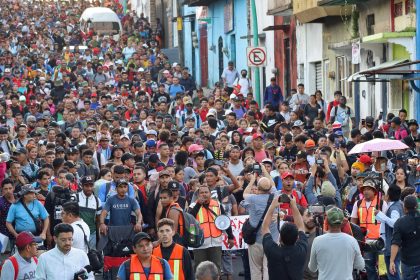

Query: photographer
left=305, top=155, right=342, bottom=208
left=261, top=193, right=308, bottom=280
left=308, top=207, right=365, bottom=279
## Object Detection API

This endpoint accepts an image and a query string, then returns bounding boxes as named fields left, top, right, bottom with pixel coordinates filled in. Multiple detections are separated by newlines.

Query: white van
left=80, top=7, right=122, bottom=41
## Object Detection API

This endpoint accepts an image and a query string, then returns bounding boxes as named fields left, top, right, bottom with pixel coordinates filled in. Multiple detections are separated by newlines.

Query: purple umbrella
left=348, top=138, right=409, bottom=155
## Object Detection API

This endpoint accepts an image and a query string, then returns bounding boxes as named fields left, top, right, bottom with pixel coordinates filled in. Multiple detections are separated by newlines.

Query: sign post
left=247, top=47, right=267, bottom=68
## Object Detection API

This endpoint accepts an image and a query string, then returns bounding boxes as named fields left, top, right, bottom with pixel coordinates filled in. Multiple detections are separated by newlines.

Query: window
left=366, top=14, right=375, bottom=35
left=394, top=1, right=403, bottom=17
left=315, top=62, right=322, bottom=91
left=336, top=56, right=353, bottom=98
left=405, top=0, right=414, bottom=14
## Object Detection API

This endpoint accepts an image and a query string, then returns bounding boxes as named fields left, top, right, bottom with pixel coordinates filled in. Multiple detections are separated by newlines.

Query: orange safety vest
left=358, top=196, right=381, bottom=239
left=153, top=244, right=185, bottom=280
left=129, top=255, right=165, bottom=280
left=196, top=199, right=222, bottom=239
left=166, top=202, right=184, bottom=237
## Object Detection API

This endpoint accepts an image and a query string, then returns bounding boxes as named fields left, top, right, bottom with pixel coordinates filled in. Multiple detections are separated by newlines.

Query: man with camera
left=390, top=195, right=420, bottom=280
left=243, top=176, right=277, bottom=280
left=35, top=223, right=94, bottom=280
left=261, top=193, right=308, bottom=280
left=309, top=207, right=365, bottom=279
left=351, top=177, right=383, bottom=280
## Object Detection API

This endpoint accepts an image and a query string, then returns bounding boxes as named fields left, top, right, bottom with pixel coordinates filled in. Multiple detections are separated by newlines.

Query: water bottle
left=189, top=223, right=195, bottom=244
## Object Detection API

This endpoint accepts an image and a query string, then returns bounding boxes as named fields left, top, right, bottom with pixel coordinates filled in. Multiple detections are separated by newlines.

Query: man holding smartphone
left=261, top=194, right=308, bottom=280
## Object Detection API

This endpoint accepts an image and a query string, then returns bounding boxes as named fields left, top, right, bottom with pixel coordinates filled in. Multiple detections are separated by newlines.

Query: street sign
left=247, top=47, right=267, bottom=67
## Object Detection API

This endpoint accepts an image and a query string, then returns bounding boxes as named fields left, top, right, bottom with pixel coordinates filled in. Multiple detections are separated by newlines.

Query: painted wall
left=358, top=0, right=391, bottom=36
left=296, top=22, right=323, bottom=95
left=274, top=16, right=298, bottom=98
left=204, top=0, right=249, bottom=87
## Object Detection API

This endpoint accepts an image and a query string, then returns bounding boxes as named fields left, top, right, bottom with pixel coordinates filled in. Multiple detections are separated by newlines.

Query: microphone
left=73, top=265, right=92, bottom=280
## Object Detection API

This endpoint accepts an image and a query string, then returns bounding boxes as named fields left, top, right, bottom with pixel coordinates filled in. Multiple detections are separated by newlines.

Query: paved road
left=95, top=253, right=245, bottom=279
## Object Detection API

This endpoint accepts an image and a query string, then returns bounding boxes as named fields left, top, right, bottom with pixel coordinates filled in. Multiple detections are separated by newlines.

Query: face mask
left=242, top=73, right=246, bottom=78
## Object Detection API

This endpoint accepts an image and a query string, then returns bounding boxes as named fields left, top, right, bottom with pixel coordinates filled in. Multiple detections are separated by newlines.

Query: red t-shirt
left=279, top=189, right=308, bottom=216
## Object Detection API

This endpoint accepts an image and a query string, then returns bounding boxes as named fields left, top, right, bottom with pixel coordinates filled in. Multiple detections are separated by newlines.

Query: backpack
left=334, top=105, right=351, bottom=118
left=0, top=255, right=38, bottom=280
left=76, top=192, right=100, bottom=211
left=176, top=209, right=204, bottom=248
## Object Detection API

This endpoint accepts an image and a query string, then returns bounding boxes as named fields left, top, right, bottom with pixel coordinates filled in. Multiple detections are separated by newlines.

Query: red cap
left=252, top=133, right=263, bottom=140
left=359, top=154, right=372, bottom=165
left=15, top=232, right=41, bottom=248
left=91, top=93, right=98, bottom=97
left=281, top=172, right=294, bottom=180
left=305, top=139, right=316, bottom=149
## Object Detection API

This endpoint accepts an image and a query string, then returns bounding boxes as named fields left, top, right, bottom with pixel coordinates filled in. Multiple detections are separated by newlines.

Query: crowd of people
left=0, top=0, right=419, bottom=280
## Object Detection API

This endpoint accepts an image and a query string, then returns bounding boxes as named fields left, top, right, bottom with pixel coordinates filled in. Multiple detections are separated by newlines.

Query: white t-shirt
left=71, top=220, right=91, bottom=253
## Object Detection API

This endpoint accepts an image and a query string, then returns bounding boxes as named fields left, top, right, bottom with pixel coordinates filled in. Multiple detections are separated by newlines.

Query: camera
left=316, top=159, right=324, bottom=166
left=253, top=164, right=262, bottom=175
left=73, top=265, right=92, bottom=280
left=362, top=238, right=385, bottom=253
left=278, top=193, right=291, bottom=203
left=308, top=204, right=325, bottom=214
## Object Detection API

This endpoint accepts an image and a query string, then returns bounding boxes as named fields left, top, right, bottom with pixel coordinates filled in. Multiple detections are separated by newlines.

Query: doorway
left=218, top=37, right=224, bottom=82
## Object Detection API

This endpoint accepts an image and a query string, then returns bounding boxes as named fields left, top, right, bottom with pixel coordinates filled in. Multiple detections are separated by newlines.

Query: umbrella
left=348, top=138, right=409, bottom=155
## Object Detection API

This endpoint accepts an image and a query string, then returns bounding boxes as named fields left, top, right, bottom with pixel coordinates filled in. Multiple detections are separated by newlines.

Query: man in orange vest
left=153, top=218, right=193, bottom=280
left=117, top=232, right=174, bottom=280
left=189, top=185, right=235, bottom=272
left=351, top=177, right=382, bottom=280
left=157, top=189, right=184, bottom=245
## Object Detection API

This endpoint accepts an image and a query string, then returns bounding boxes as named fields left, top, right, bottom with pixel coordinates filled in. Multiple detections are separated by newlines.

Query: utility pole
left=176, top=0, right=185, bottom=66
left=250, top=0, right=261, bottom=106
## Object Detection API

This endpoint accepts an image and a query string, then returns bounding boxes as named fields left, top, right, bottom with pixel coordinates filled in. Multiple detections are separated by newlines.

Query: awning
left=263, top=24, right=290, bottom=32
left=362, top=32, right=415, bottom=44
left=318, top=0, right=365, bottom=5
left=347, top=59, right=409, bottom=82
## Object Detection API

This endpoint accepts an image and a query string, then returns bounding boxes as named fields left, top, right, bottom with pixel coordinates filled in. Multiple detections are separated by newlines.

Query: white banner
left=222, top=215, right=248, bottom=251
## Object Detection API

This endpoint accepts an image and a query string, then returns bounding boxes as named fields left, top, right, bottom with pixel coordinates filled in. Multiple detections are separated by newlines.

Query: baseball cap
left=305, top=139, right=316, bottom=149
left=132, top=232, right=152, bottom=245
left=16, top=232, right=42, bottom=248
left=230, top=93, right=237, bottom=100
left=391, top=117, right=402, bottom=125
left=146, top=130, right=157, bottom=136
left=361, top=179, right=377, bottom=191
left=352, top=161, right=366, bottom=172
left=326, top=207, right=344, bottom=225
left=81, top=176, right=95, bottom=185
left=261, top=158, right=273, bottom=165
left=116, top=179, right=129, bottom=187
left=14, top=147, right=28, bottom=155
left=281, top=172, right=294, bottom=180
left=264, top=141, right=275, bottom=150
left=321, top=181, right=336, bottom=197
left=292, top=120, right=304, bottom=128
left=188, top=144, right=204, bottom=154
left=146, top=139, right=157, bottom=147
left=358, top=154, right=372, bottom=165
left=296, top=150, right=307, bottom=159
left=19, top=184, right=39, bottom=196
left=366, top=116, right=375, bottom=125
left=159, top=169, right=171, bottom=178
left=168, top=181, right=181, bottom=191
left=120, top=134, right=130, bottom=140
left=148, top=153, right=159, bottom=163
left=252, top=133, right=263, bottom=140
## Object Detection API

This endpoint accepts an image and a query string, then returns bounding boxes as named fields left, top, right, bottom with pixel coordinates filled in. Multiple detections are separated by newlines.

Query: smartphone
left=279, top=193, right=291, bottom=203
left=253, top=164, right=262, bottom=175
left=334, top=138, right=340, bottom=149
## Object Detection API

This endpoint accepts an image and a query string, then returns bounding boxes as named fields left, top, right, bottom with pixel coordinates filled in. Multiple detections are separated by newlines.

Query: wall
left=255, top=0, right=275, bottom=100
left=274, top=16, right=298, bottom=97
left=358, top=0, right=391, bottom=36
left=296, top=22, right=323, bottom=95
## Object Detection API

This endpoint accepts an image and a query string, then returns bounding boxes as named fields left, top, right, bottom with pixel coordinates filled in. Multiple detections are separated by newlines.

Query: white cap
left=138, top=68, right=145, bottom=72
left=172, top=62, right=178, bottom=68
left=19, top=96, right=26, bottom=102
left=229, top=93, right=237, bottom=99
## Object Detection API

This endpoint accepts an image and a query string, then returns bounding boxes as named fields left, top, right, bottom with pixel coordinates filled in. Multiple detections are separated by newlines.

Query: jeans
left=401, top=263, right=420, bottom=280
left=89, top=230, right=97, bottom=250
left=385, top=255, right=401, bottom=280
left=241, top=249, right=251, bottom=280
left=364, top=251, right=379, bottom=280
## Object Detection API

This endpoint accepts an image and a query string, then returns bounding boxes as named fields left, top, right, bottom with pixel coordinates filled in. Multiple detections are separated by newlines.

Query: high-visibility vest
left=153, top=244, right=185, bottom=280
left=129, top=255, right=165, bottom=280
left=358, top=196, right=381, bottom=239
left=196, top=199, right=222, bottom=239
left=166, top=202, right=184, bottom=237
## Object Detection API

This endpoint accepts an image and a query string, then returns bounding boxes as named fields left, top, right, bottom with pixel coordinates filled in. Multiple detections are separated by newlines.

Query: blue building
left=184, top=0, right=249, bottom=87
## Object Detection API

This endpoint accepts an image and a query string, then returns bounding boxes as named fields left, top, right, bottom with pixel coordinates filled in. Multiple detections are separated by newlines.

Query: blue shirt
left=103, top=195, right=140, bottom=226
left=98, top=181, right=136, bottom=203
left=6, top=200, right=48, bottom=233
left=117, top=258, right=173, bottom=280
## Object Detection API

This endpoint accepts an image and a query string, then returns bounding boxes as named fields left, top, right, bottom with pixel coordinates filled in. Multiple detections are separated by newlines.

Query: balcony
left=184, top=0, right=217, bottom=7
left=267, top=0, right=293, bottom=16
left=293, top=0, right=352, bottom=23
left=395, top=13, right=416, bottom=32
